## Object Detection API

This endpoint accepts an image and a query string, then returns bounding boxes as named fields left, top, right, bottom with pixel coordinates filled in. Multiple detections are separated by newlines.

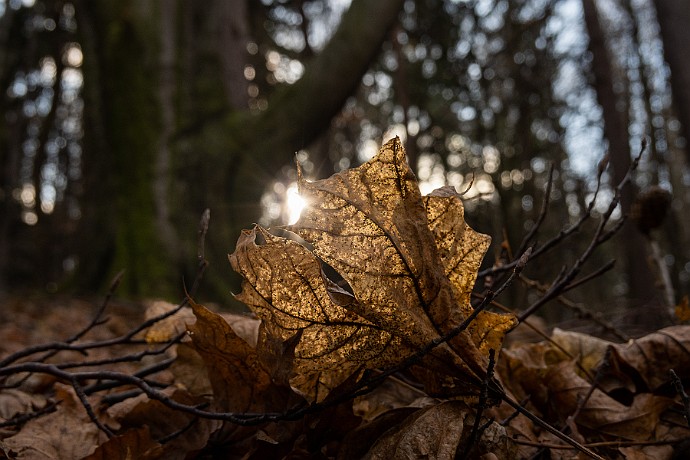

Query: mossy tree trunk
left=73, top=0, right=405, bottom=303
left=75, top=0, right=175, bottom=297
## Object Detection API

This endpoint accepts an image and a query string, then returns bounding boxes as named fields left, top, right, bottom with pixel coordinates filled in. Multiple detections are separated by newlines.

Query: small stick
left=670, top=369, right=690, bottom=427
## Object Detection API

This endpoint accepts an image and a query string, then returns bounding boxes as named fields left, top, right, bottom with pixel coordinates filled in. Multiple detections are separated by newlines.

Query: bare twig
left=516, top=140, right=646, bottom=323
left=500, top=394, right=605, bottom=460
left=459, top=349, right=496, bottom=459
left=0, top=401, right=59, bottom=428
left=517, top=163, right=555, bottom=257
left=518, top=272, right=629, bottom=341
left=190, top=209, right=211, bottom=296
left=71, top=376, right=115, bottom=437
left=670, top=369, right=690, bottom=427
left=478, top=145, right=618, bottom=281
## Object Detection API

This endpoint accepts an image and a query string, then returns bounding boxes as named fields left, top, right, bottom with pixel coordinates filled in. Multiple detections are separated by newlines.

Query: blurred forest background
left=1, top=0, right=689, bottom=330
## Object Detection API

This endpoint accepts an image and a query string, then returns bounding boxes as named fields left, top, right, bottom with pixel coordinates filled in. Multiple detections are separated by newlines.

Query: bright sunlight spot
left=286, top=183, right=306, bottom=225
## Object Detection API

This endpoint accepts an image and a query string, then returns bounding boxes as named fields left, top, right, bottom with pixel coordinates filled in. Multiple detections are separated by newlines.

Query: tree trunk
left=71, top=0, right=404, bottom=302
left=226, top=0, right=406, bottom=219
left=155, top=0, right=181, bottom=266
left=74, top=0, right=174, bottom=297
left=216, top=0, right=249, bottom=110
left=582, top=0, right=657, bottom=310
left=654, top=0, right=690, bottom=163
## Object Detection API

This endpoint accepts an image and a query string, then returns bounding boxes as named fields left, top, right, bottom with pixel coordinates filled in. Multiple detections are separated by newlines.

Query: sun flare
left=286, top=184, right=306, bottom=225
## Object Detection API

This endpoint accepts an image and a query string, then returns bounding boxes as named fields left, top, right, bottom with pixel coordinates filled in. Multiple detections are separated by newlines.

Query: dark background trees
left=0, top=0, right=688, bottom=327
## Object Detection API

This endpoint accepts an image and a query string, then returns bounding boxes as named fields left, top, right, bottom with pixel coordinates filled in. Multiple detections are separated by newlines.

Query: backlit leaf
left=230, top=137, right=516, bottom=401
left=230, top=226, right=421, bottom=400
left=424, top=187, right=516, bottom=357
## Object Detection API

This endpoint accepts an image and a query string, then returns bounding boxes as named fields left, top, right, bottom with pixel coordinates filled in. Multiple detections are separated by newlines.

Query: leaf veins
left=230, top=137, right=516, bottom=401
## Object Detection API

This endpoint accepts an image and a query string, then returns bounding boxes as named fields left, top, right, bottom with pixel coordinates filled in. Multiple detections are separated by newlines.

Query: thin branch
left=82, top=356, right=177, bottom=395
left=517, top=163, right=554, bottom=256
left=0, top=301, right=187, bottom=369
left=561, top=259, right=616, bottom=293
left=0, top=401, right=59, bottom=428
left=670, top=369, right=690, bottom=427
left=513, top=437, right=685, bottom=449
left=500, top=394, right=605, bottom=460
left=71, top=376, right=114, bottom=437
left=478, top=146, right=618, bottom=280
left=516, top=138, right=645, bottom=323
left=459, top=349, right=496, bottom=459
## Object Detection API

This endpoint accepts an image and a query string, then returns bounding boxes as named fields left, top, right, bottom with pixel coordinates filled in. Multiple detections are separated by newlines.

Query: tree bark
left=654, top=0, right=690, bottom=163
left=155, top=0, right=181, bottom=264
left=190, top=0, right=406, bottom=300
left=216, top=0, right=249, bottom=110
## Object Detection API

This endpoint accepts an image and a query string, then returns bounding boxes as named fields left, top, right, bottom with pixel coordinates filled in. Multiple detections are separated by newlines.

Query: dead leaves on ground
left=2, top=139, right=690, bottom=458
left=498, top=326, right=690, bottom=459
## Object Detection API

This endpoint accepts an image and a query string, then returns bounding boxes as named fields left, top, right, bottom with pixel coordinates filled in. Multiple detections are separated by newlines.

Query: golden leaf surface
left=230, top=226, right=416, bottom=400
left=424, top=187, right=516, bottom=356
left=230, top=137, right=516, bottom=401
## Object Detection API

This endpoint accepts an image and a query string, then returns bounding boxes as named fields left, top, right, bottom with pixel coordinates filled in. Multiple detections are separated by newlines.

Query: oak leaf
left=229, top=137, right=516, bottom=401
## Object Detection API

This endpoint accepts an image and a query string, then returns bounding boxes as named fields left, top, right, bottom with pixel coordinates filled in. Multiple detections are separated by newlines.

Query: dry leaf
left=2, top=384, right=100, bottom=459
left=550, top=328, right=612, bottom=376
left=108, top=388, right=219, bottom=459
left=230, top=137, right=516, bottom=401
left=424, top=187, right=516, bottom=357
left=82, top=427, right=164, bottom=460
left=603, top=325, right=690, bottom=392
left=0, top=389, right=47, bottom=425
left=230, top=226, right=421, bottom=400
left=496, top=341, right=554, bottom=404
left=337, top=407, right=419, bottom=460
left=543, top=361, right=672, bottom=439
left=362, top=401, right=514, bottom=459
left=143, top=300, right=194, bottom=343
left=187, top=297, right=294, bottom=413
left=168, top=343, right=213, bottom=397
